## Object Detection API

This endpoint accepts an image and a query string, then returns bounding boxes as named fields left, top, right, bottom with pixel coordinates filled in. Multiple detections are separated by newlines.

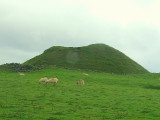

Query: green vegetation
left=24, top=44, right=148, bottom=74
left=0, top=67, right=160, bottom=120
left=0, top=63, right=41, bottom=72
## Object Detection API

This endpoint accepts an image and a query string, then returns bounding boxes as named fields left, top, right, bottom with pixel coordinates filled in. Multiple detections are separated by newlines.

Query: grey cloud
left=0, top=0, right=160, bottom=72
left=0, top=47, right=39, bottom=64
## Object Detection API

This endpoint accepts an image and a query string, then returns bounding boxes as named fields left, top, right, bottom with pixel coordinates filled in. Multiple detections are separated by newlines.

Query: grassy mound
left=24, top=43, right=148, bottom=74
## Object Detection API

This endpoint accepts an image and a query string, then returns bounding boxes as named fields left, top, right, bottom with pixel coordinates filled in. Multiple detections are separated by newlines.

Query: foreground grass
left=0, top=67, right=160, bottom=120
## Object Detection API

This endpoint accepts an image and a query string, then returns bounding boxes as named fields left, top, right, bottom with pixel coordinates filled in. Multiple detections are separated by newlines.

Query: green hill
left=24, top=43, right=148, bottom=74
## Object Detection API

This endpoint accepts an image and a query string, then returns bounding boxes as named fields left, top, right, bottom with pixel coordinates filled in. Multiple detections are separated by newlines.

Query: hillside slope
left=24, top=44, right=148, bottom=74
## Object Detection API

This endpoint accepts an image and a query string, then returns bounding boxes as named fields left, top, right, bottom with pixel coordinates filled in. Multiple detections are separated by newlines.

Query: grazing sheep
left=82, top=73, right=89, bottom=76
left=39, top=77, right=48, bottom=83
left=47, top=78, right=58, bottom=84
left=77, top=79, right=84, bottom=85
left=19, top=72, right=25, bottom=76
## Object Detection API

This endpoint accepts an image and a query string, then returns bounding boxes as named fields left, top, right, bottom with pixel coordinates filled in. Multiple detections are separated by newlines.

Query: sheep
left=46, top=78, right=58, bottom=84
left=77, top=79, right=84, bottom=85
left=19, top=72, right=25, bottom=76
left=82, top=73, right=89, bottom=76
left=39, top=77, right=48, bottom=83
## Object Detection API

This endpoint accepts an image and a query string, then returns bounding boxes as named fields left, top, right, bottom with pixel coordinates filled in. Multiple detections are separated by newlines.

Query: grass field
left=0, top=67, right=160, bottom=120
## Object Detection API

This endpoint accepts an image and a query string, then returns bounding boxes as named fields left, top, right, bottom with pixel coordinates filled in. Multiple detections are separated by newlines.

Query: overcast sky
left=0, top=0, right=160, bottom=73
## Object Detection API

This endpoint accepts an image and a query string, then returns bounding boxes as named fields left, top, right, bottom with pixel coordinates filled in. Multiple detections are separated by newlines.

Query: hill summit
left=24, top=43, right=148, bottom=74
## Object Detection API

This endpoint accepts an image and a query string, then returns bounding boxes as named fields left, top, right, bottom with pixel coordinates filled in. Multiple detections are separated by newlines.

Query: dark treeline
left=0, top=63, right=41, bottom=72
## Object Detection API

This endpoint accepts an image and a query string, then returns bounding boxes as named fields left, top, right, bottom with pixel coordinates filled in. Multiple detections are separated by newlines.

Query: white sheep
left=46, top=78, right=58, bottom=84
left=82, top=73, right=89, bottom=76
left=39, top=77, right=48, bottom=83
left=19, top=72, right=25, bottom=76
left=77, top=79, right=84, bottom=85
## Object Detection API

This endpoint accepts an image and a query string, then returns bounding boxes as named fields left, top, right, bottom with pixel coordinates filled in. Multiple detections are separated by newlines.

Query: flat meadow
left=0, top=67, right=160, bottom=120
